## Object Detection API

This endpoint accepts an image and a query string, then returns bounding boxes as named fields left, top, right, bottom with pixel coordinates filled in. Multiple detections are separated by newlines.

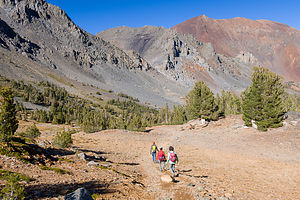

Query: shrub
left=52, top=130, right=72, bottom=148
left=39, top=166, right=71, bottom=174
left=18, top=124, right=41, bottom=139
left=0, top=170, right=30, bottom=200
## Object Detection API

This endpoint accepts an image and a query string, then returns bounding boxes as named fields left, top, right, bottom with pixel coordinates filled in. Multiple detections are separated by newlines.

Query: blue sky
left=47, top=0, right=300, bottom=34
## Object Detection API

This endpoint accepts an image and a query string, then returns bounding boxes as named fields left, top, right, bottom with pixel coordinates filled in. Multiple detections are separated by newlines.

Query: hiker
left=157, top=147, right=166, bottom=171
left=150, top=141, right=158, bottom=163
left=166, top=146, right=179, bottom=177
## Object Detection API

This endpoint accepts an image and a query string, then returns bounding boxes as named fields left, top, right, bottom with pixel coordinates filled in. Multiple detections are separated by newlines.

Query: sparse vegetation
left=0, top=170, right=31, bottom=200
left=52, top=130, right=73, bottom=148
left=39, top=165, right=71, bottom=174
left=18, top=124, right=41, bottom=139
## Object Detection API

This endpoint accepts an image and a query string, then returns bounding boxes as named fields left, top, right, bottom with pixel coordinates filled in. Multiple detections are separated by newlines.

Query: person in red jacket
left=157, top=147, right=166, bottom=171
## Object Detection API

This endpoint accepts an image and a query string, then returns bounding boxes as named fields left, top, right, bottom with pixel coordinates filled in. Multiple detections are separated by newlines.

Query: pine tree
left=0, top=87, right=19, bottom=142
left=172, top=105, right=187, bottom=124
left=242, top=67, right=285, bottom=131
left=186, top=81, right=218, bottom=121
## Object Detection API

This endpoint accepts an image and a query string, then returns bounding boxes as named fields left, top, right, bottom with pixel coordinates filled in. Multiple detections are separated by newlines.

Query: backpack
left=158, top=151, right=164, bottom=161
left=170, top=152, right=176, bottom=162
left=152, top=145, right=156, bottom=152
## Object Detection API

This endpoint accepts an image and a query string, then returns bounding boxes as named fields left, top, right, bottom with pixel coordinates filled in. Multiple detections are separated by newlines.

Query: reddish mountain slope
left=172, top=15, right=300, bottom=82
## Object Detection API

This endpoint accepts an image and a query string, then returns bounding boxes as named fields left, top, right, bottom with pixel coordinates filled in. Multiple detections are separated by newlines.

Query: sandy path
left=11, top=116, right=298, bottom=199
left=78, top=115, right=300, bottom=200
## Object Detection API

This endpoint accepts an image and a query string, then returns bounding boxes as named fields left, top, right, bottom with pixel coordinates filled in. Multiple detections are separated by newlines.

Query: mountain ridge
left=0, top=0, right=189, bottom=107
left=172, top=15, right=300, bottom=82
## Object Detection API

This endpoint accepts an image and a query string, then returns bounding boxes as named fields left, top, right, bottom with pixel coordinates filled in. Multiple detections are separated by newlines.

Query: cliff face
left=0, top=0, right=189, bottom=106
left=98, top=26, right=252, bottom=93
left=172, top=15, right=300, bottom=82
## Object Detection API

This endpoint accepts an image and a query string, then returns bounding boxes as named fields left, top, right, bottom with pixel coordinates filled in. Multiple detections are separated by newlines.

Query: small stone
left=77, top=153, right=86, bottom=160
left=161, top=175, right=173, bottom=183
left=225, top=193, right=233, bottom=197
left=187, top=182, right=195, bottom=187
left=217, top=197, right=230, bottom=200
left=198, top=185, right=204, bottom=192
left=290, top=121, right=298, bottom=126
left=87, top=161, right=99, bottom=167
left=38, top=143, right=46, bottom=148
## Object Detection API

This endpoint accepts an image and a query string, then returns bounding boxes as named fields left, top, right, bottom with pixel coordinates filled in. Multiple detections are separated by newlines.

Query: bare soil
left=0, top=115, right=299, bottom=199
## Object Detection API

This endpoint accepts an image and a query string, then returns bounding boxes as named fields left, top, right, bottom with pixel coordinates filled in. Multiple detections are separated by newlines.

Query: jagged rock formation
left=0, top=0, right=188, bottom=106
left=98, top=26, right=252, bottom=92
left=172, top=15, right=300, bottom=83
left=0, top=0, right=298, bottom=106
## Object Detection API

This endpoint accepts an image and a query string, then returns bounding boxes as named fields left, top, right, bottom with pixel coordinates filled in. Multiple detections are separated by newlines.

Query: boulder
left=64, top=188, right=93, bottom=200
left=161, top=175, right=173, bottom=183
left=251, top=120, right=258, bottom=129
left=184, top=119, right=208, bottom=130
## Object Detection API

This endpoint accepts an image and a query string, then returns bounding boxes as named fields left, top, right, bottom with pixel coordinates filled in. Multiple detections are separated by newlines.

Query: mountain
left=0, top=0, right=188, bottom=106
left=98, top=26, right=252, bottom=93
left=172, top=15, right=300, bottom=83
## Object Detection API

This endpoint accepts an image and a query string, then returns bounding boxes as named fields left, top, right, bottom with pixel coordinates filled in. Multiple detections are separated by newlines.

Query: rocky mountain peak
left=172, top=16, right=300, bottom=82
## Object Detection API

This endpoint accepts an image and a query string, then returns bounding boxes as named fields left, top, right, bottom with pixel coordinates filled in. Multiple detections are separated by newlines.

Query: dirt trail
left=79, top=115, right=300, bottom=199
left=1, top=116, right=299, bottom=199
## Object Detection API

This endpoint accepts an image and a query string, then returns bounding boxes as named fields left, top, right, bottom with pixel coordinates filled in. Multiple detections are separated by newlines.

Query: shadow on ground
left=26, top=180, right=117, bottom=199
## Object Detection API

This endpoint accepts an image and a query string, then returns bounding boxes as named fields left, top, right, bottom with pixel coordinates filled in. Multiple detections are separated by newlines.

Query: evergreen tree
left=186, top=81, right=218, bottom=121
left=242, top=67, right=285, bottom=131
left=172, top=105, right=187, bottom=124
left=0, top=87, right=18, bottom=142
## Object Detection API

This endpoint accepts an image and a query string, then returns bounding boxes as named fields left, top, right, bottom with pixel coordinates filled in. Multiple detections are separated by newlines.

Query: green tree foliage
left=185, top=81, right=218, bottom=121
left=171, top=105, right=187, bottom=125
left=216, top=90, right=241, bottom=117
left=283, top=92, right=300, bottom=112
left=52, top=130, right=73, bottom=148
left=0, top=174, right=26, bottom=200
left=242, top=67, right=285, bottom=131
left=82, top=111, right=109, bottom=133
left=0, top=87, right=18, bottom=142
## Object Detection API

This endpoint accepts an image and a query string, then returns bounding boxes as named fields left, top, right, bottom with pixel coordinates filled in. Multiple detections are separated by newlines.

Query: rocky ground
left=0, top=115, right=299, bottom=199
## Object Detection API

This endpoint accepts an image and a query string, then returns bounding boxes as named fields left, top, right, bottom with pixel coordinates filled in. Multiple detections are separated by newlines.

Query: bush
left=52, top=130, right=72, bottom=148
left=18, top=124, right=41, bottom=139
left=0, top=170, right=29, bottom=200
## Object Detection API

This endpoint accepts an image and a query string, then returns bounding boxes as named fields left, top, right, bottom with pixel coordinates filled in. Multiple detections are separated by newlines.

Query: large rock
left=64, top=188, right=93, bottom=200
left=183, top=119, right=208, bottom=130
left=161, top=175, right=173, bottom=183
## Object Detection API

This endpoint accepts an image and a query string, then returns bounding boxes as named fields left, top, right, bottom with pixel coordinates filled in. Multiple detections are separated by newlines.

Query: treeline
left=0, top=76, right=160, bottom=132
left=153, top=67, right=300, bottom=130
left=1, top=66, right=299, bottom=133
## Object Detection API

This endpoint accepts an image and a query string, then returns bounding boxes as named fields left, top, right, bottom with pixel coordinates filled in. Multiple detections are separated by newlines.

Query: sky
left=47, top=0, right=300, bottom=35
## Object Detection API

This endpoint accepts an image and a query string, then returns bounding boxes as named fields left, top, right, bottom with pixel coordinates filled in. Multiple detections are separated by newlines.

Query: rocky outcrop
left=0, top=0, right=188, bottom=107
left=0, top=17, right=40, bottom=58
left=64, top=188, right=93, bottom=200
left=98, top=26, right=252, bottom=92
left=172, top=15, right=300, bottom=83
